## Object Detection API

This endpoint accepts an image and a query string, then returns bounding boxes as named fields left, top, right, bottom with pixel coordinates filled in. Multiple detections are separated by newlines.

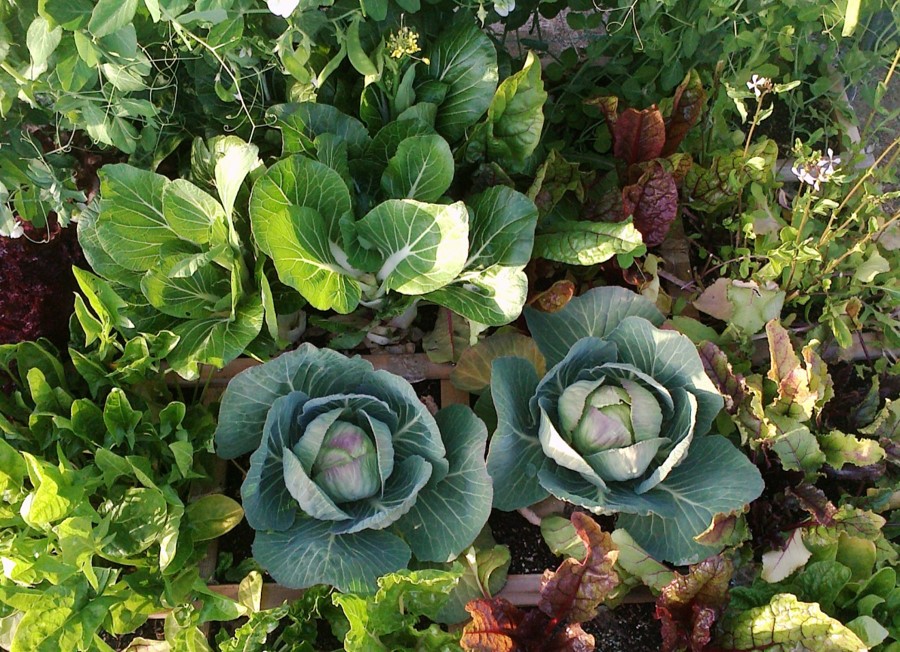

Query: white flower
left=0, top=211, right=23, bottom=239
left=493, top=0, right=515, bottom=17
left=817, top=148, right=841, bottom=175
left=266, top=0, right=300, bottom=18
left=791, top=161, right=826, bottom=191
left=746, top=74, right=771, bottom=98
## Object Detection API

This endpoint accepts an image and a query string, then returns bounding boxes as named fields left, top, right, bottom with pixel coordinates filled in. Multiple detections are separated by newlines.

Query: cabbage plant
left=215, top=344, right=492, bottom=592
left=486, top=287, right=764, bottom=564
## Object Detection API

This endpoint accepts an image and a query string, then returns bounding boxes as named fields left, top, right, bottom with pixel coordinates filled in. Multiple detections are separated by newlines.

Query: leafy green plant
left=214, top=343, right=493, bottom=593
left=251, top=18, right=543, bottom=328
left=77, top=135, right=268, bottom=380
left=0, top=323, right=243, bottom=649
left=212, top=568, right=466, bottom=652
left=483, top=286, right=764, bottom=564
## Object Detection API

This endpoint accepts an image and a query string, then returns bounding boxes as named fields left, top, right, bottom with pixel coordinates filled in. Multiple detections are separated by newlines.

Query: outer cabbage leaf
left=547, top=436, right=764, bottom=565
left=252, top=517, right=412, bottom=595
left=486, top=357, right=548, bottom=510
left=525, top=286, right=663, bottom=368
left=393, top=405, right=493, bottom=563
left=215, top=344, right=372, bottom=458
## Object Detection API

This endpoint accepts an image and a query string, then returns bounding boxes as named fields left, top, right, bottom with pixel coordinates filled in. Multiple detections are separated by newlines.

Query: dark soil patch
left=101, top=618, right=165, bottom=651
left=0, top=217, right=85, bottom=347
left=587, top=602, right=663, bottom=652
left=490, top=508, right=560, bottom=574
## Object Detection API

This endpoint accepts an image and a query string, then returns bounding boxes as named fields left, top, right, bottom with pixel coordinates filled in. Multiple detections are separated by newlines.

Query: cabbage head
left=215, top=344, right=492, bottom=592
left=486, top=287, right=763, bottom=564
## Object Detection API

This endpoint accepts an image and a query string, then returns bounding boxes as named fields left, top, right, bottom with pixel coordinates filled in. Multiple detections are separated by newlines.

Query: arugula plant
left=76, top=135, right=269, bottom=380
left=0, top=321, right=243, bottom=650
left=251, top=17, right=543, bottom=327
left=476, top=286, right=764, bottom=565
left=214, top=343, right=493, bottom=594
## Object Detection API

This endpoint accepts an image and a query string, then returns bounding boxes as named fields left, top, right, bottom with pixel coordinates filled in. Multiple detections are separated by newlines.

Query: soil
left=101, top=618, right=166, bottom=650
left=490, top=509, right=663, bottom=651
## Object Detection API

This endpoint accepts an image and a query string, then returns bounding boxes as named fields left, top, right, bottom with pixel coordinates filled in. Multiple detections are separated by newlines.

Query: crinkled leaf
left=101, top=487, right=168, bottom=558
left=538, top=512, right=619, bottom=623
left=860, top=399, right=899, bottom=440
left=716, top=593, right=867, bottom=651
left=483, top=51, right=547, bottom=167
left=527, top=150, right=593, bottom=218
left=698, top=341, right=747, bottom=415
left=655, top=555, right=732, bottom=652
left=768, top=418, right=826, bottom=474
left=766, top=321, right=832, bottom=420
left=820, top=431, right=885, bottom=468
left=621, top=162, right=678, bottom=247
left=461, top=598, right=595, bottom=652
left=610, top=106, right=666, bottom=165
left=530, top=280, right=576, bottom=314
left=333, top=567, right=462, bottom=646
left=693, top=509, right=751, bottom=548
left=683, top=141, right=778, bottom=212
left=662, top=70, right=706, bottom=156
left=788, top=483, right=837, bottom=526
left=533, top=217, right=645, bottom=266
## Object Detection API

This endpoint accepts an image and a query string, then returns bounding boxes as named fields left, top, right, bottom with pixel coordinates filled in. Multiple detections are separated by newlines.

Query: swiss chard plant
left=76, top=135, right=268, bottom=380
left=461, top=512, right=618, bottom=651
left=250, top=17, right=542, bottom=327
left=214, top=343, right=493, bottom=593
left=701, top=321, right=888, bottom=477
left=481, top=286, right=764, bottom=565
